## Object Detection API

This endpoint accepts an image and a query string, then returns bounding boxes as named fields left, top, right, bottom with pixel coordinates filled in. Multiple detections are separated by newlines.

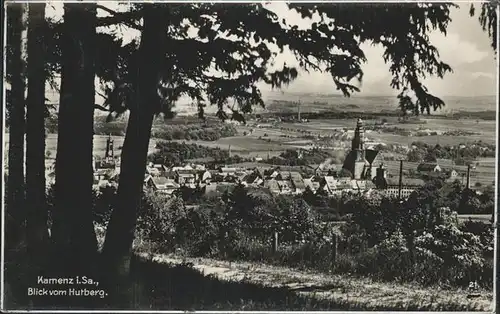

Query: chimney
left=398, top=160, right=403, bottom=199
left=466, top=164, right=471, bottom=189
left=376, top=163, right=386, bottom=179
left=298, top=100, right=301, bottom=121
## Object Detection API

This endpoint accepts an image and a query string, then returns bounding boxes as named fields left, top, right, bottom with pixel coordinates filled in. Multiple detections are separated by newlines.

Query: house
left=146, top=164, right=167, bottom=176
left=145, top=176, right=179, bottom=195
left=94, top=168, right=116, bottom=181
left=276, top=180, right=294, bottom=194
left=199, top=170, right=212, bottom=184
left=275, top=171, right=290, bottom=181
left=303, top=176, right=321, bottom=193
left=219, top=167, right=238, bottom=177
left=334, top=178, right=361, bottom=194
left=243, top=169, right=265, bottom=186
left=417, top=163, right=442, bottom=173
left=175, top=169, right=197, bottom=185
left=172, top=164, right=194, bottom=173
left=235, top=171, right=249, bottom=183
left=318, top=176, right=359, bottom=196
left=318, top=176, right=340, bottom=195
left=264, top=168, right=280, bottom=179
left=46, top=171, right=56, bottom=186
left=222, top=174, right=239, bottom=183
left=45, top=160, right=56, bottom=172
left=289, top=172, right=306, bottom=194
left=209, top=170, right=225, bottom=183
left=146, top=166, right=162, bottom=177
left=163, top=171, right=177, bottom=180
left=95, top=179, right=113, bottom=189
left=264, top=179, right=281, bottom=194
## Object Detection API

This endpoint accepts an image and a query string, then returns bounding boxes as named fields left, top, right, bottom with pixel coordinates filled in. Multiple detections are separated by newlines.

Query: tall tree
left=5, top=3, right=28, bottom=251
left=50, top=3, right=98, bottom=275
left=101, top=5, right=168, bottom=288
left=26, top=2, right=50, bottom=262
left=100, top=3, right=461, bottom=279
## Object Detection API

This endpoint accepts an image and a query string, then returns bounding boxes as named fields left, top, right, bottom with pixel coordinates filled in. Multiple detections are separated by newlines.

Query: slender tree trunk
left=101, top=6, right=166, bottom=304
left=51, top=4, right=97, bottom=277
left=26, top=2, right=49, bottom=265
left=6, top=3, right=27, bottom=252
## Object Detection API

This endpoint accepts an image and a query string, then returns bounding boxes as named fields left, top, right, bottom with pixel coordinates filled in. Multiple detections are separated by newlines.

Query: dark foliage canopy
left=87, top=2, right=496, bottom=121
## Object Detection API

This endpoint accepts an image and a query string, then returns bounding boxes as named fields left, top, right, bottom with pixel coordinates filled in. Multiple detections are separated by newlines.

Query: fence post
left=272, top=231, right=279, bottom=253
left=331, top=234, right=338, bottom=264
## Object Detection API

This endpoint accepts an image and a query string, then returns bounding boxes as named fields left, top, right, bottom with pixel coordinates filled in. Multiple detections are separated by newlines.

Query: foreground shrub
left=84, top=183, right=493, bottom=290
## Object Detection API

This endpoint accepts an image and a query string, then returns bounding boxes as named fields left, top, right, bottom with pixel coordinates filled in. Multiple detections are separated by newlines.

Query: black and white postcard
left=2, top=1, right=498, bottom=312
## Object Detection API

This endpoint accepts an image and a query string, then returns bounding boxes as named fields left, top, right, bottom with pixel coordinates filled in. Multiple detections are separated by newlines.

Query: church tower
left=342, top=118, right=381, bottom=181
left=351, top=118, right=365, bottom=160
left=105, top=134, right=114, bottom=159
left=352, top=119, right=368, bottom=179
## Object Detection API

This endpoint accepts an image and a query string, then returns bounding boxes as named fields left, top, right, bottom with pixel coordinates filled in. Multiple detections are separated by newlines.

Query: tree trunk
left=51, top=3, right=98, bottom=277
left=101, top=6, right=167, bottom=304
left=26, top=2, right=49, bottom=265
left=6, top=3, right=27, bottom=253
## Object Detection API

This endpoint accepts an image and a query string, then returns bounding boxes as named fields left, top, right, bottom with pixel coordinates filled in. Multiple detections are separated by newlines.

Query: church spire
left=351, top=118, right=365, bottom=151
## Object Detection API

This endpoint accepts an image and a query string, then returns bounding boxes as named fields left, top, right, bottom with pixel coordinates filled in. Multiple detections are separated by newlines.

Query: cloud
left=470, top=72, right=495, bottom=79
left=429, top=32, right=489, bottom=65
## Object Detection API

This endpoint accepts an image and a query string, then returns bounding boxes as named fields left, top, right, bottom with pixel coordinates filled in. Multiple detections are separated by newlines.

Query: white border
left=1, top=1, right=499, bottom=313
left=493, top=4, right=499, bottom=314
left=1, top=0, right=7, bottom=311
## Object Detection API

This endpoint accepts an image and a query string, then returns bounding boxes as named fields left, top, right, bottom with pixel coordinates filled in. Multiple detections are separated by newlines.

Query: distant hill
left=42, top=81, right=495, bottom=117
left=260, top=92, right=496, bottom=115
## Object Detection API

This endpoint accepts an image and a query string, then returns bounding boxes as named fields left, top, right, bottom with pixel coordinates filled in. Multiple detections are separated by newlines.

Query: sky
left=260, top=2, right=497, bottom=97
left=44, top=1, right=497, bottom=105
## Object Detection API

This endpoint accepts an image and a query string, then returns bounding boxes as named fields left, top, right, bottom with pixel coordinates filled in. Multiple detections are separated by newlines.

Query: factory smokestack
left=298, top=100, right=301, bottom=121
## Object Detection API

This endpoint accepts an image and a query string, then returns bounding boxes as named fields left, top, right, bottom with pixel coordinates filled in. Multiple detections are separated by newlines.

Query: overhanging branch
left=95, top=8, right=143, bottom=30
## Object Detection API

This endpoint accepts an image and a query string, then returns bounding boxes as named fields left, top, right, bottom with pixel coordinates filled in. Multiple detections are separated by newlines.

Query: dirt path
left=136, top=252, right=494, bottom=311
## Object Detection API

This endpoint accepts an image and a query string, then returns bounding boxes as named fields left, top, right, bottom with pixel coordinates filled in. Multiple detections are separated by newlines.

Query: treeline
left=266, top=148, right=345, bottom=167
left=93, top=115, right=238, bottom=141
left=444, top=110, right=496, bottom=121
left=407, top=141, right=495, bottom=164
left=151, top=124, right=237, bottom=141
left=148, top=141, right=230, bottom=166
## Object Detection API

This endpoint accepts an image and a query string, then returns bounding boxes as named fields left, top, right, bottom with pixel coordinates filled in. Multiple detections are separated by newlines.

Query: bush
left=335, top=186, right=492, bottom=288
left=414, top=223, right=486, bottom=286
left=136, top=191, right=187, bottom=251
left=91, top=182, right=492, bottom=290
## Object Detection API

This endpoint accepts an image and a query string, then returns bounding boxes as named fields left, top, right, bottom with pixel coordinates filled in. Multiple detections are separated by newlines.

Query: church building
left=342, top=118, right=381, bottom=180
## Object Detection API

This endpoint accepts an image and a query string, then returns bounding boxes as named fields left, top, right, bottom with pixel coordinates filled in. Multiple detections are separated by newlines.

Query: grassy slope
left=132, top=252, right=493, bottom=311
